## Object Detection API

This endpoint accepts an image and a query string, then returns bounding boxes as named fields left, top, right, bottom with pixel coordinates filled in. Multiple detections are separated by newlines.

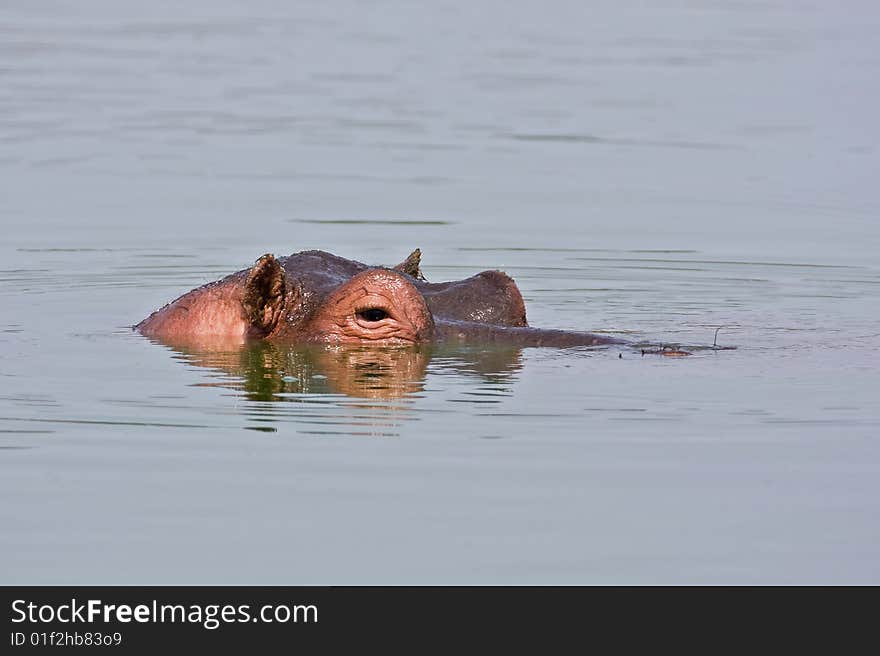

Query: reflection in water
left=428, top=346, right=524, bottom=387
left=150, top=339, right=524, bottom=435
left=185, top=343, right=431, bottom=401
left=165, top=340, right=524, bottom=400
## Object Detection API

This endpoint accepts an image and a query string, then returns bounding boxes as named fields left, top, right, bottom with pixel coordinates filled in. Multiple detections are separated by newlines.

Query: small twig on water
left=713, top=327, right=722, bottom=348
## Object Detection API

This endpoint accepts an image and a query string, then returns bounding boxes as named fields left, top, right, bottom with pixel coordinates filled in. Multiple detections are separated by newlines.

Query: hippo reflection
left=136, top=249, right=621, bottom=348
left=171, top=342, right=523, bottom=401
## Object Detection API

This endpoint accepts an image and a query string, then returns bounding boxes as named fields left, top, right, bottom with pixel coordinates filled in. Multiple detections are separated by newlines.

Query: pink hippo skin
left=136, top=249, right=622, bottom=349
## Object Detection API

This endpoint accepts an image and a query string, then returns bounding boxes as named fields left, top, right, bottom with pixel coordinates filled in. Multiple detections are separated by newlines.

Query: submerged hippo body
left=136, top=249, right=621, bottom=348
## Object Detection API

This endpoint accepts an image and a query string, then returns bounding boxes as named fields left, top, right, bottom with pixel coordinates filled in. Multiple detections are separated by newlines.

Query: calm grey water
left=2, top=0, right=879, bottom=584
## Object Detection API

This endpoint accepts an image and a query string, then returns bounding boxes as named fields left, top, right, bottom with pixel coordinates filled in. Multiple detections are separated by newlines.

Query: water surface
left=1, top=0, right=879, bottom=583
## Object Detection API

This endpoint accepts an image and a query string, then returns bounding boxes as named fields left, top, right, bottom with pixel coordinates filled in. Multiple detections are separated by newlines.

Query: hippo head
left=137, top=249, right=529, bottom=347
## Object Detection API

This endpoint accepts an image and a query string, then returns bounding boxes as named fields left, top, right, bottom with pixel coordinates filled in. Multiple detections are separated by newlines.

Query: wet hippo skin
left=136, top=249, right=621, bottom=348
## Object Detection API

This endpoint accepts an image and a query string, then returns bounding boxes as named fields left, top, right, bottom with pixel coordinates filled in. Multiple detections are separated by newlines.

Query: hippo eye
left=357, top=308, right=389, bottom=323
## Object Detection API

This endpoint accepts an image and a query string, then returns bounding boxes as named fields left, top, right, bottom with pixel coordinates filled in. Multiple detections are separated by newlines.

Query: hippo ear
left=393, top=248, right=426, bottom=280
left=242, top=254, right=286, bottom=335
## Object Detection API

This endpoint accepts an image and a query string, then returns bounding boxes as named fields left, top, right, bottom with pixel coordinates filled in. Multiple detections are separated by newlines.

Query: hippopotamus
left=135, top=249, right=621, bottom=348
